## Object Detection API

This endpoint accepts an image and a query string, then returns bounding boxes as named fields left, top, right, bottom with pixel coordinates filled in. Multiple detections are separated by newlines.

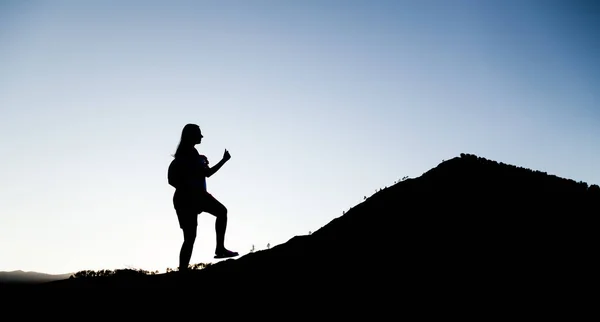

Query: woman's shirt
left=168, top=148, right=208, bottom=192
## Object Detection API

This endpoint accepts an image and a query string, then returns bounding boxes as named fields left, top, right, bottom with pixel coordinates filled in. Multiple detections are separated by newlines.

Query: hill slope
left=39, top=153, right=598, bottom=297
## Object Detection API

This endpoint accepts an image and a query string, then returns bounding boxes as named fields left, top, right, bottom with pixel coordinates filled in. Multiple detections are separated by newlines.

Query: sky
left=1, top=0, right=598, bottom=275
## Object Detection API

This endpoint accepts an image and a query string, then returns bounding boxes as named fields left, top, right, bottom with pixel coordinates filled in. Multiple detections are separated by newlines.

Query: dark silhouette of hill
left=35, top=154, right=598, bottom=302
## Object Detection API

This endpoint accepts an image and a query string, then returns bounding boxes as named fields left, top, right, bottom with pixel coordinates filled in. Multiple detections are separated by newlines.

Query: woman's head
left=174, top=123, right=203, bottom=157
left=181, top=123, right=203, bottom=144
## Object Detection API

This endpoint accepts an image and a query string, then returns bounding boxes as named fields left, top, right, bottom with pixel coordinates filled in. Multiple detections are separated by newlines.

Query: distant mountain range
left=0, top=270, right=72, bottom=284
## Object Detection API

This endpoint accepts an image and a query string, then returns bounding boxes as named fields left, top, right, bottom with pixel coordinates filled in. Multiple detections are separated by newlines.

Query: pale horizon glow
left=1, top=0, right=598, bottom=274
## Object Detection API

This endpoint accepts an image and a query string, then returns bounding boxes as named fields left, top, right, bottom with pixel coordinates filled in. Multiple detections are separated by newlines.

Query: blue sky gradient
left=1, top=0, right=598, bottom=274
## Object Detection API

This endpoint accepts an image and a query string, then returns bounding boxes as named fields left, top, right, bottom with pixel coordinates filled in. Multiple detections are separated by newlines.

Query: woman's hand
left=223, top=149, right=231, bottom=162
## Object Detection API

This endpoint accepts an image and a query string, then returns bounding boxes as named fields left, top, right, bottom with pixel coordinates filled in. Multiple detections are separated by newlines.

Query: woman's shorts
left=173, top=190, right=225, bottom=229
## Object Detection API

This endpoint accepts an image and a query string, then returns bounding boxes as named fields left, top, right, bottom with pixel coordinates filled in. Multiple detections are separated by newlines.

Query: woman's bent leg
left=201, top=193, right=238, bottom=258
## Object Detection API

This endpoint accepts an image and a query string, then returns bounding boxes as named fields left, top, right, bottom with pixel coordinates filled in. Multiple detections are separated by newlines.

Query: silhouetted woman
left=168, top=123, right=238, bottom=271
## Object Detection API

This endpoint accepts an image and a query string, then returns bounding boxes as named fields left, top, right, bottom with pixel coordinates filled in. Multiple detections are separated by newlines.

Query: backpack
left=167, top=158, right=181, bottom=188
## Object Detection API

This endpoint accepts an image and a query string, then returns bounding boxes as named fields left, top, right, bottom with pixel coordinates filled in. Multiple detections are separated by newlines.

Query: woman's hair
left=173, top=123, right=200, bottom=158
